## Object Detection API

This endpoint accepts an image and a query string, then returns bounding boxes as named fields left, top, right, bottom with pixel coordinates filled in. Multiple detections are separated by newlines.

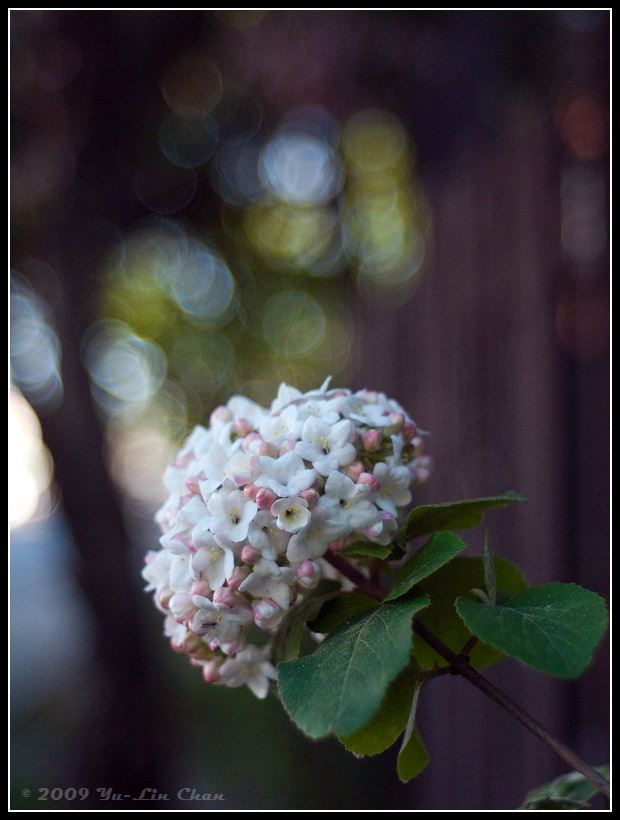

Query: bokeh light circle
left=168, top=240, right=237, bottom=325
left=263, top=291, right=326, bottom=358
left=343, top=108, right=408, bottom=173
left=82, top=320, right=167, bottom=412
left=260, top=130, right=342, bottom=204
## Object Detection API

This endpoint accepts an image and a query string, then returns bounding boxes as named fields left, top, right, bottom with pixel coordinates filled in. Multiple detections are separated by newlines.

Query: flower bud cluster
left=143, top=379, right=431, bottom=698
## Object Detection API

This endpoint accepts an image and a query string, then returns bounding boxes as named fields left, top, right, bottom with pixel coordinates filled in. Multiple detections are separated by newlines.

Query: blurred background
left=10, top=10, right=609, bottom=810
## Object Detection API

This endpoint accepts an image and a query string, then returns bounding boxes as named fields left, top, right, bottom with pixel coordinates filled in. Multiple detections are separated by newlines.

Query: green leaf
left=270, top=579, right=341, bottom=664
left=397, top=677, right=428, bottom=782
left=341, top=540, right=392, bottom=559
left=455, top=583, right=608, bottom=678
left=397, top=726, right=429, bottom=783
left=308, top=591, right=378, bottom=634
left=482, top=529, right=497, bottom=606
left=398, top=491, right=527, bottom=545
left=519, top=765, right=609, bottom=809
left=339, top=662, right=419, bottom=756
left=384, top=531, right=468, bottom=602
left=521, top=797, right=589, bottom=809
left=277, top=588, right=430, bottom=739
left=411, top=556, right=528, bottom=671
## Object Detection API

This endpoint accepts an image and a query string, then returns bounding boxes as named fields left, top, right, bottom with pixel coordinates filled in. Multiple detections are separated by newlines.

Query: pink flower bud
left=328, top=537, right=347, bottom=553
left=253, top=599, right=276, bottom=620
left=234, top=417, right=253, bottom=438
left=169, top=593, right=195, bottom=622
left=256, top=487, right=277, bottom=510
left=358, top=472, right=381, bottom=493
left=175, top=450, right=194, bottom=469
left=184, top=476, right=201, bottom=494
left=210, top=405, right=232, bottom=424
left=411, top=467, right=431, bottom=487
left=296, top=560, right=318, bottom=578
left=241, top=544, right=261, bottom=565
left=362, top=429, right=382, bottom=452
left=202, top=659, right=222, bottom=683
left=252, top=599, right=280, bottom=630
left=278, top=439, right=297, bottom=456
left=257, top=441, right=278, bottom=459
left=220, top=637, right=243, bottom=655
left=411, top=436, right=424, bottom=456
left=296, top=560, right=321, bottom=589
left=191, top=580, right=210, bottom=597
left=402, top=420, right=417, bottom=441
left=182, top=632, right=205, bottom=655
left=212, top=585, right=236, bottom=607
left=384, top=413, right=405, bottom=435
left=227, top=565, right=251, bottom=590
left=299, top=488, right=320, bottom=508
left=312, top=472, right=325, bottom=490
left=242, top=432, right=261, bottom=450
left=344, top=461, right=365, bottom=482
left=157, top=586, right=174, bottom=610
left=243, top=483, right=259, bottom=501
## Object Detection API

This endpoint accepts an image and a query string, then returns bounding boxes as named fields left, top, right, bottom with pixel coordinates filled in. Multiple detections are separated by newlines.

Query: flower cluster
left=143, top=379, right=431, bottom=698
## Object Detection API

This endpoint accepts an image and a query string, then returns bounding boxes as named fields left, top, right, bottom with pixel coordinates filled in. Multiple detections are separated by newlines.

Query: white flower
left=364, top=511, right=398, bottom=545
left=372, top=462, right=412, bottom=516
left=239, top=558, right=296, bottom=609
left=343, top=395, right=393, bottom=427
left=159, top=525, right=191, bottom=555
left=294, top=417, right=356, bottom=476
left=286, top=500, right=343, bottom=563
left=191, top=595, right=253, bottom=643
left=321, top=471, right=380, bottom=535
left=207, top=486, right=258, bottom=543
left=247, top=510, right=290, bottom=559
left=254, top=451, right=316, bottom=497
left=258, top=404, right=304, bottom=445
left=164, top=615, right=189, bottom=649
left=270, top=382, right=304, bottom=412
left=226, top=395, right=265, bottom=426
left=295, top=396, right=341, bottom=426
left=271, top=496, right=311, bottom=533
left=142, top=549, right=173, bottom=594
left=177, top=495, right=211, bottom=530
left=218, top=645, right=278, bottom=699
left=192, top=536, right=235, bottom=590
left=197, top=443, right=233, bottom=496
left=169, top=552, right=194, bottom=592
left=224, top=448, right=260, bottom=487
left=146, top=379, right=431, bottom=699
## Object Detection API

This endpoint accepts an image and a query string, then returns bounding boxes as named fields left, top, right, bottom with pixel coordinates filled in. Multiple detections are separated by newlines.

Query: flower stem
left=412, top=620, right=610, bottom=799
left=322, top=552, right=609, bottom=800
left=322, top=552, right=385, bottom=599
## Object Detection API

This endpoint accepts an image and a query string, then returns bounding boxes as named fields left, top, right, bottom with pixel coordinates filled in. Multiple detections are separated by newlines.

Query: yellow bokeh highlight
left=343, top=109, right=409, bottom=174
left=243, top=202, right=337, bottom=268
left=263, top=290, right=326, bottom=359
